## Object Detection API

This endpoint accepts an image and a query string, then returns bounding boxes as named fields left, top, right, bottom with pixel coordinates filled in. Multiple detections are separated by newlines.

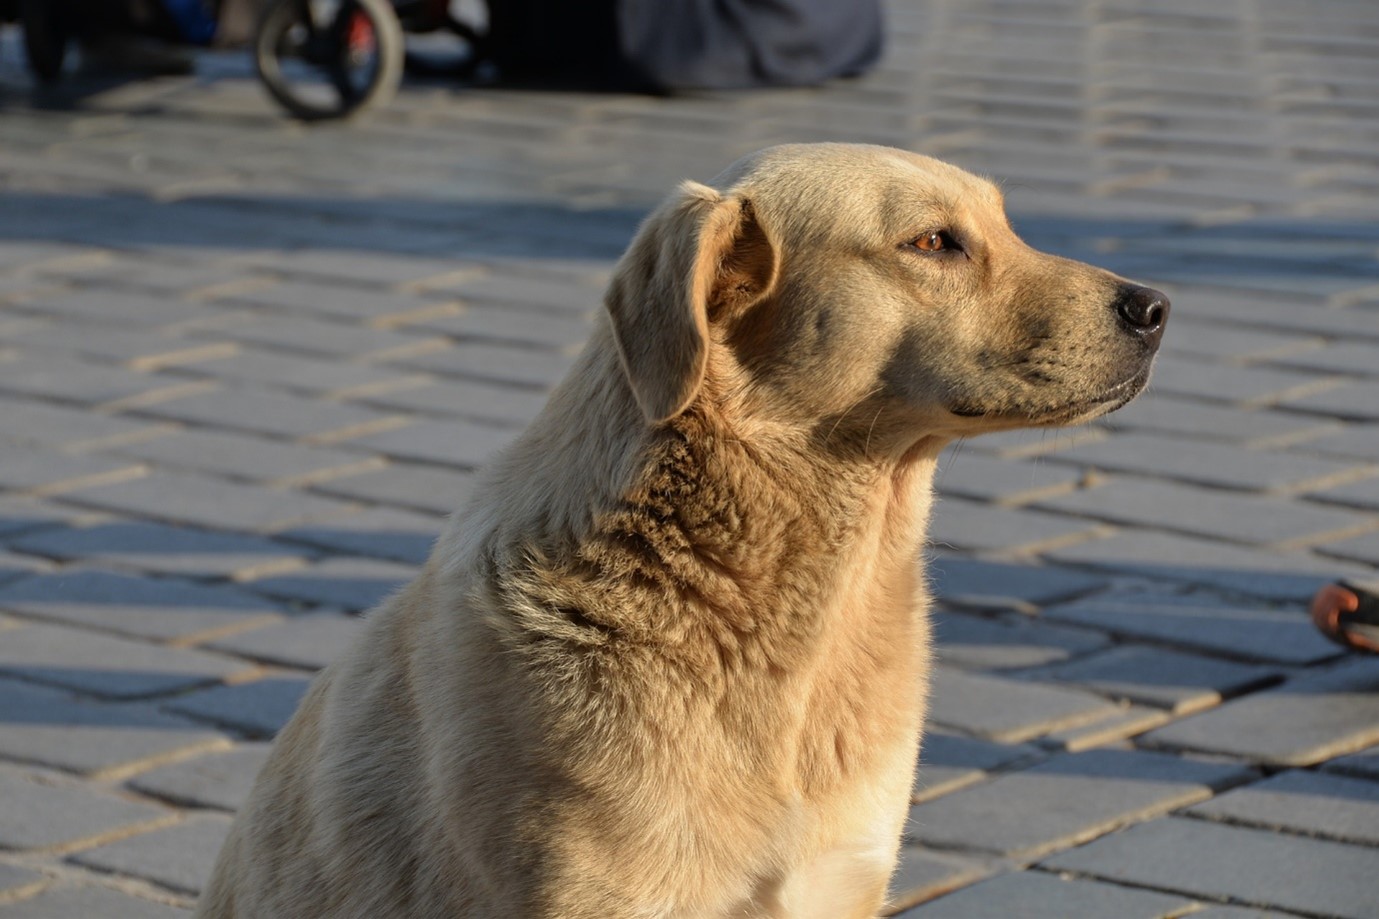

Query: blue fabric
left=161, top=0, right=218, bottom=44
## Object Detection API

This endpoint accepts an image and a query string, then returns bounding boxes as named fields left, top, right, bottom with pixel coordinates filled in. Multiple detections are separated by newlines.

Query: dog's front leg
left=763, top=845, right=897, bottom=919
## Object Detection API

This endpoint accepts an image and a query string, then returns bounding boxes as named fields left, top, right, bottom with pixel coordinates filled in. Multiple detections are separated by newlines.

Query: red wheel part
left=346, top=11, right=376, bottom=60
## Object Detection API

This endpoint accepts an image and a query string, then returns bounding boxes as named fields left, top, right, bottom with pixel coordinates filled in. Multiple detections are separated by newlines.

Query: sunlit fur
left=198, top=144, right=1160, bottom=918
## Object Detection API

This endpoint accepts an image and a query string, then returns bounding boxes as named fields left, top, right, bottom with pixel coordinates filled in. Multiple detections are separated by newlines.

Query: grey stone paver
left=887, top=848, right=993, bottom=914
left=340, top=416, right=516, bottom=469
left=127, top=743, right=273, bottom=812
left=10, top=521, right=307, bottom=580
left=932, top=610, right=1109, bottom=671
left=1266, top=344, right=1379, bottom=381
left=239, top=556, right=413, bottom=613
left=0, top=321, right=236, bottom=372
left=1187, top=769, right=1379, bottom=846
left=1280, top=379, right=1379, bottom=422
left=927, top=556, right=1107, bottom=613
left=1036, top=705, right=1174, bottom=754
left=62, top=254, right=262, bottom=297
left=350, top=377, right=550, bottom=427
left=215, top=279, right=455, bottom=324
left=1045, top=530, right=1368, bottom=604
left=927, top=667, right=1120, bottom=744
left=1324, top=744, right=1379, bottom=782
left=0, top=863, right=45, bottom=900
left=59, top=470, right=361, bottom=533
left=1105, top=394, right=1341, bottom=447
left=276, top=505, right=444, bottom=564
left=928, top=498, right=1108, bottom=555
left=1141, top=657, right=1379, bottom=766
left=0, top=447, right=146, bottom=497
left=0, top=569, right=283, bottom=642
left=165, top=674, right=313, bottom=737
left=0, top=884, right=190, bottom=918
left=128, top=386, right=404, bottom=443
left=4, top=2, right=1379, bottom=914
left=11, top=289, right=220, bottom=328
left=240, top=249, right=471, bottom=289
left=1316, top=529, right=1379, bottom=567
left=1183, top=908, right=1307, bottom=919
left=384, top=341, right=576, bottom=389
left=932, top=452, right=1084, bottom=505
left=434, top=272, right=605, bottom=313
left=1027, top=646, right=1281, bottom=714
left=68, top=814, right=233, bottom=896
left=163, top=348, right=419, bottom=399
left=0, top=678, right=226, bottom=778
left=1168, top=290, right=1379, bottom=342
left=0, top=498, right=88, bottom=541
left=400, top=302, right=593, bottom=351
left=0, top=356, right=193, bottom=407
left=1039, top=432, right=1370, bottom=494
left=1308, top=473, right=1379, bottom=512
left=913, top=731, right=1041, bottom=804
left=0, top=551, right=45, bottom=586
left=204, top=612, right=363, bottom=671
left=107, top=427, right=386, bottom=485
left=1034, top=477, right=1379, bottom=548
left=182, top=313, right=443, bottom=361
left=0, top=241, right=100, bottom=273
left=0, top=765, right=172, bottom=851
left=1153, top=322, right=1324, bottom=364
left=1293, top=424, right=1379, bottom=464
left=0, top=622, right=249, bottom=700
left=1043, top=589, right=1346, bottom=664
left=894, top=870, right=1198, bottom=919
left=906, top=748, right=1250, bottom=858
left=1127, top=355, right=1339, bottom=408
left=1042, top=817, right=1379, bottom=919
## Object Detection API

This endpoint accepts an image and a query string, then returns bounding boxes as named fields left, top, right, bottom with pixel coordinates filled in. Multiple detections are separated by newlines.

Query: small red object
left=347, top=11, right=376, bottom=55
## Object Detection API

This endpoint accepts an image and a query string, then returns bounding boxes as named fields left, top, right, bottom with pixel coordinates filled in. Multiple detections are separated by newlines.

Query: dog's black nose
left=1114, top=285, right=1170, bottom=341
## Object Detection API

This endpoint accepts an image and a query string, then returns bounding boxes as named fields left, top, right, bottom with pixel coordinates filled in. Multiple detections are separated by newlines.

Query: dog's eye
left=910, top=231, right=957, bottom=253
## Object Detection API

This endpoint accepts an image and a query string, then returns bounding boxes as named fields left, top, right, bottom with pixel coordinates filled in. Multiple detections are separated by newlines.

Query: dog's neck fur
left=455, top=322, right=939, bottom=677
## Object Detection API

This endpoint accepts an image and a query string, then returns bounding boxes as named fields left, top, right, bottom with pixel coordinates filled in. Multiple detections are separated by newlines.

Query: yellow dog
left=199, top=143, right=1167, bottom=918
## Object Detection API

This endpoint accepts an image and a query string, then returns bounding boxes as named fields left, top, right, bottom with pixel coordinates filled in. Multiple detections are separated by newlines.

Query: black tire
left=20, top=0, right=69, bottom=84
left=254, top=0, right=404, bottom=121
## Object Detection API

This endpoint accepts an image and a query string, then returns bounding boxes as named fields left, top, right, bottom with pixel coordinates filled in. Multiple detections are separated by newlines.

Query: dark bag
left=488, top=0, right=883, bottom=92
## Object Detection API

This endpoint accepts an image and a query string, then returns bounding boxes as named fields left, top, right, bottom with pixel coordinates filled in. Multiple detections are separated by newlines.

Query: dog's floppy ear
left=606, top=180, right=777, bottom=423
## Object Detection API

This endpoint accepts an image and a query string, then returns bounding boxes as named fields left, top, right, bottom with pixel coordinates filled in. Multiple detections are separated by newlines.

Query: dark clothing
left=489, top=0, right=884, bottom=92
left=620, top=0, right=883, bottom=89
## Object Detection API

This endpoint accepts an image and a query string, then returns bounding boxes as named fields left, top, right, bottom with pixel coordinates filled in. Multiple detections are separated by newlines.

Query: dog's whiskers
left=822, top=384, right=885, bottom=448
left=863, top=404, right=885, bottom=455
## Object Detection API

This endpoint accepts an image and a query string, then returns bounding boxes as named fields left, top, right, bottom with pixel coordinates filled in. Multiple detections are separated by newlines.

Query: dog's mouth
left=950, top=366, right=1153, bottom=427
left=1031, top=367, right=1153, bottom=426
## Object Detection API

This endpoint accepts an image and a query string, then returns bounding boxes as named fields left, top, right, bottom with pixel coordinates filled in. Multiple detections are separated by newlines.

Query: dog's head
left=605, top=143, right=1166, bottom=457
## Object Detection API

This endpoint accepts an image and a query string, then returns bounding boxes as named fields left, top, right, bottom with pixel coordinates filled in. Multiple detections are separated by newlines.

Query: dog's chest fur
left=487, top=411, right=935, bottom=911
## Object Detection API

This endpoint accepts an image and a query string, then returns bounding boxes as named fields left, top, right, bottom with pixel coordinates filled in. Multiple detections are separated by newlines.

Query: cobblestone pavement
left=2, top=1, right=1379, bottom=916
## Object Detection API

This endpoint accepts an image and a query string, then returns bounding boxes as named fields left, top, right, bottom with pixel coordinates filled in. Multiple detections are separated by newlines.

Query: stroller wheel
left=254, top=0, right=404, bottom=120
left=20, top=0, right=70, bottom=84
